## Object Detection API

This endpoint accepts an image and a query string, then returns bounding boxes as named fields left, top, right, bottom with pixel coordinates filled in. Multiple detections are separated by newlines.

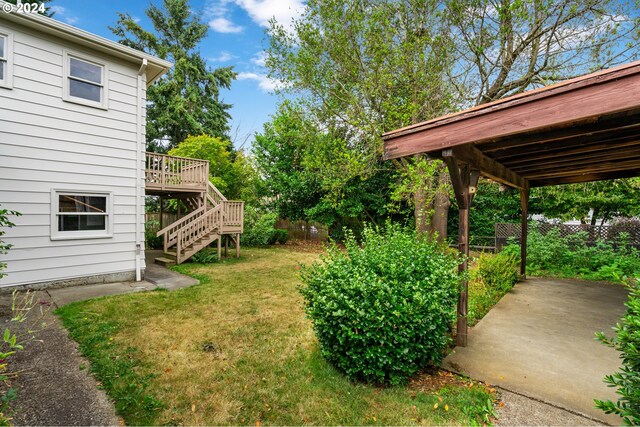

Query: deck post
left=217, top=235, right=222, bottom=260
left=224, top=235, right=228, bottom=257
left=520, top=185, right=530, bottom=277
left=159, top=196, right=164, bottom=230
left=443, top=151, right=471, bottom=347
left=235, top=233, right=240, bottom=258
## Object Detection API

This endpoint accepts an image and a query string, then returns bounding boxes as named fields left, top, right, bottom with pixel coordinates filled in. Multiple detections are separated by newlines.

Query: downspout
left=135, top=58, right=148, bottom=282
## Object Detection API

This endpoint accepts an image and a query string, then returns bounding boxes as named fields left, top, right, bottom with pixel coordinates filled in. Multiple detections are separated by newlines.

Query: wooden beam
left=502, top=139, right=640, bottom=167
left=478, top=114, right=640, bottom=154
left=520, top=186, right=530, bottom=278
left=443, top=152, right=467, bottom=208
left=457, top=164, right=470, bottom=348
left=446, top=146, right=527, bottom=190
left=530, top=169, right=640, bottom=187
left=523, top=159, right=640, bottom=180
left=383, top=71, right=640, bottom=159
left=511, top=150, right=640, bottom=174
left=490, top=126, right=640, bottom=162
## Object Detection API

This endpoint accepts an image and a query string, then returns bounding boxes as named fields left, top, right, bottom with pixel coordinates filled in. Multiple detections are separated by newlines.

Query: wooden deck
left=145, top=152, right=209, bottom=194
left=144, top=152, right=244, bottom=264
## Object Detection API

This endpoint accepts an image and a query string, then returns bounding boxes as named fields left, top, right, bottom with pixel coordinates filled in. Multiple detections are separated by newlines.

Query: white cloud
left=209, top=51, right=237, bottom=62
left=237, top=71, right=283, bottom=92
left=250, top=51, right=267, bottom=67
left=206, top=0, right=304, bottom=34
left=50, top=5, right=79, bottom=25
left=233, top=0, right=304, bottom=30
left=209, top=17, right=244, bottom=33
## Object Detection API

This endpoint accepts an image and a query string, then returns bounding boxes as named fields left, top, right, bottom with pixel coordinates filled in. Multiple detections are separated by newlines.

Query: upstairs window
left=51, top=191, right=113, bottom=240
left=0, top=31, right=13, bottom=89
left=63, top=51, right=108, bottom=108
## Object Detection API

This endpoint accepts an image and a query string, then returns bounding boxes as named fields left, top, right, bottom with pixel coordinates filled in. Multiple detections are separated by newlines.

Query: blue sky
left=49, top=0, right=304, bottom=149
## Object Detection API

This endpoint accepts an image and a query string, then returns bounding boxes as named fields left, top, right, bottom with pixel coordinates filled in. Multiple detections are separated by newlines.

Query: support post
left=159, top=196, right=164, bottom=230
left=236, top=233, right=240, bottom=258
left=520, top=185, right=530, bottom=278
left=443, top=151, right=471, bottom=347
left=224, top=235, right=228, bottom=257
left=217, top=235, right=222, bottom=260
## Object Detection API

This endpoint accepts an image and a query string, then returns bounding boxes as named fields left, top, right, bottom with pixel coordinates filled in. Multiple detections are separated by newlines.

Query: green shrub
left=190, top=247, right=219, bottom=263
left=270, top=229, right=289, bottom=245
left=595, top=280, right=640, bottom=425
left=299, top=224, right=461, bottom=385
left=243, top=207, right=279, bottom=246
left=505, top=226, right=640, bottom=283
left=145, top=220, right=163, bottom=250
left=468, top=250, right=519, bottom=325
left=475, top=250, right=519, bottom=290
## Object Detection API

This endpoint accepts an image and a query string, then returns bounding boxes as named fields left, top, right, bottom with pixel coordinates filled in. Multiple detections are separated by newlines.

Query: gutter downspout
left=135, top=58, right=148, bottom=282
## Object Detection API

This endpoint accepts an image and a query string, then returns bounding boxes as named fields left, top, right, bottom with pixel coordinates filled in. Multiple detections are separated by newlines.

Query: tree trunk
left=428, top=169, right=450, bottom=243
left=414, top=185, right=430, bottom=235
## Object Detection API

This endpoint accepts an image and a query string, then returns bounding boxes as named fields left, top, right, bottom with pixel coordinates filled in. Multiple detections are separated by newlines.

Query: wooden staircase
left=154, top=182, right=243, bottom=266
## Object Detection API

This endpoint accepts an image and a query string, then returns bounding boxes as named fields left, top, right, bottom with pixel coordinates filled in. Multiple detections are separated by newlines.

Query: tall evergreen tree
left=110, top=0, right=236, bottom=150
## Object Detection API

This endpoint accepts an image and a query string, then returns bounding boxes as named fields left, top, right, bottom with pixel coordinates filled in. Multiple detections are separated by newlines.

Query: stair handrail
left=156, top=205, right=206, bottom=238
left=177, top=204, right=222, bottom=257
left=207, top=181, right=227, bottom=206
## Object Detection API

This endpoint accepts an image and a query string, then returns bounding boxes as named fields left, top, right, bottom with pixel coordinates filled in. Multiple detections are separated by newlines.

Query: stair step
left=165, top=250, right=176, bottom=257
left=154, top=257, right=176, bottom=267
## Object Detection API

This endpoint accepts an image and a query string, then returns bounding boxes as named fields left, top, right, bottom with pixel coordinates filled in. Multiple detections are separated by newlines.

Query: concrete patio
left=443, top=277, right=628, bottom=425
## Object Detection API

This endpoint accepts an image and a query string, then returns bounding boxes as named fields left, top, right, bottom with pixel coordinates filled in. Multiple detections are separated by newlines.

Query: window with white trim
left=0, top=31, right=13, bottom=89
left=63, top=51, right=108, bottom=108
left=51, top=191, right=113, bottom=240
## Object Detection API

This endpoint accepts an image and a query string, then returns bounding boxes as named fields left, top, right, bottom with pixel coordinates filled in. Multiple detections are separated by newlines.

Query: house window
left=51, top=191, right=113, bottom=240
left=63, top=51, right=108, bottom=108
left=0, top=31, right=13, bottom=89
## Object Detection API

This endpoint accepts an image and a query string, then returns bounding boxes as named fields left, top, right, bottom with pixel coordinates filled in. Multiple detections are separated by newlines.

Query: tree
left=4, top=0, right=54, bottom=16
left=440, top=0, right=640, bottom=235
left=252, top=102, right=324, bottom=221
left=531, top=178, right=640, bottom=225
left=168, top=135, right=259, bottom=201
left=267, top=0, right=453, bottom=236
left=446, top=0, right=640, bottom=106
left=111, top=0, right=236, bottom=150
left=253, top=102, right=401, bottom=235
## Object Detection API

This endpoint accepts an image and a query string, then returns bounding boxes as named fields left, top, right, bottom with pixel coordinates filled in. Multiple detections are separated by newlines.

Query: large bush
left=299, top=224, right=461, bottom=385
left=242, top=206, right=279, bottom=246
left=595, top=280, right=640, bottom=425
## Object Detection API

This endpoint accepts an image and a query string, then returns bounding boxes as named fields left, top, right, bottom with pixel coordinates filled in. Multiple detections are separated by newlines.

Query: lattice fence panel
left=495, top=222, right=640, bottom=249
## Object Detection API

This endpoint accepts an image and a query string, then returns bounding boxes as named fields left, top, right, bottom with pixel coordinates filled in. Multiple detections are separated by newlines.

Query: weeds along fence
left=495, top=222, right=640, bottom=250
left=276, top=219, right=329, bottom=242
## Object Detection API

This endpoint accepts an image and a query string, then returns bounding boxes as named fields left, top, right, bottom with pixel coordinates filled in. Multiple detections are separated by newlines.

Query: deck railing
left=145, top=152, right=209, bottom=190
left=222, top=201, right=244, bottom=230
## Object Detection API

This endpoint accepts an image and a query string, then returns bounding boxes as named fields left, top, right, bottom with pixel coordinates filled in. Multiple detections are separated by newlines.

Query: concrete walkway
left=6, top=254, right=199, bottom=425
left=443, top=277, right=628, bottom=425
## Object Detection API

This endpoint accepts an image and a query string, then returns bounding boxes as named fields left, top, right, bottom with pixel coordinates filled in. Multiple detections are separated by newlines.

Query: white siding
left=0, top=18, right=146, bottom=287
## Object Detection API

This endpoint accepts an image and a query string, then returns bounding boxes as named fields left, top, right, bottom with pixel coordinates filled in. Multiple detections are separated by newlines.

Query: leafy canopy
left=110, top=0, right=236, bottom=150
left=169, top=135, right=259, bottom=201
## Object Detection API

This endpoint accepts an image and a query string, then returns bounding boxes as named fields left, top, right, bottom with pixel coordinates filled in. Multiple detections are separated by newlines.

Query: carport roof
left=382, top=60, right=640, bottom=189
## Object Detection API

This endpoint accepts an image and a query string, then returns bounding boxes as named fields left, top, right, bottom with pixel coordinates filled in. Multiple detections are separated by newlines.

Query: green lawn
left=57, top=247, right=495, bottom=425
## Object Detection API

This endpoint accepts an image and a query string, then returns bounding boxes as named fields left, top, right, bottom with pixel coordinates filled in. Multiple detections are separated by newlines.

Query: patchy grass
left=57, top=247, right=494, bottom=425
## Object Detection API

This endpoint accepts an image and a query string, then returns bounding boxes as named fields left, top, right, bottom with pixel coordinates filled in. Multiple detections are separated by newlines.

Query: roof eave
left=0, top=1, right=172, bottom=86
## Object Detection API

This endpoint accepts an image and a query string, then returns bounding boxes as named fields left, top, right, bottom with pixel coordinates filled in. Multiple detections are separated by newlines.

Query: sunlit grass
left=57, top=247, right=493, bottom=425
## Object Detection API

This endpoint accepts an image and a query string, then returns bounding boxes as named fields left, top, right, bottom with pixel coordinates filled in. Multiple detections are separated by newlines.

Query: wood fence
left=146, top=212, right=180, bottom=231
left=275, top=219, right=329, bottom=242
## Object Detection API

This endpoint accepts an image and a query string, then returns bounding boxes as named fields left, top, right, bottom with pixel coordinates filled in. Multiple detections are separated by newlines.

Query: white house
left=0, top=3, right=172, bottom=288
